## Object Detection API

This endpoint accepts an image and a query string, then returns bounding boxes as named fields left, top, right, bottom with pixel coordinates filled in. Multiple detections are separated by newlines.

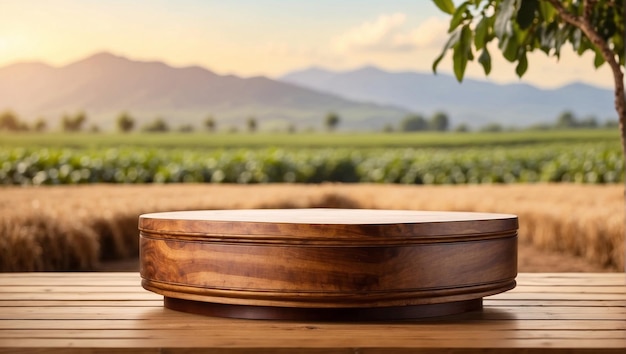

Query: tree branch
left=547, top=0, right=626, bottom=159
left=545, top=0, right=621, bottom=74
left=584, top=0, right=597, bottom=21
left=545, top=0, right=584, bottom=27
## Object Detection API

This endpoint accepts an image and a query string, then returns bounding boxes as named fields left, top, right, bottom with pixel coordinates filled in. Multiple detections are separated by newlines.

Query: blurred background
left=0, top=1, right=622, bottom=273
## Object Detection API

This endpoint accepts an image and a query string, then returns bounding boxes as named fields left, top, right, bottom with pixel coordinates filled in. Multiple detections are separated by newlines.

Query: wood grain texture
left=0, top=272, right=624, bottom=353
left=139, top=209, right=518, bottom=318
left=139, top=209, right=519, bottom=244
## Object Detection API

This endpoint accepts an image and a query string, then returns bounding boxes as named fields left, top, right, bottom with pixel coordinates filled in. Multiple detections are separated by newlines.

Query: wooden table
left=0, top=272, right=624, bottom=353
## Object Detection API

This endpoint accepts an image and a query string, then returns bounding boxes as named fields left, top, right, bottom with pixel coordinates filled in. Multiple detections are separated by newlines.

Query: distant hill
left=0, top=53, right=411, bottom=131
left=280, top=66, right=615, bottom=129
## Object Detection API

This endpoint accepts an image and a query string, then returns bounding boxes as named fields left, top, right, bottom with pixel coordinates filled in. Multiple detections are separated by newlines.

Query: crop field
left=0, top=129, right=619, bottom=149
left=0, top=183, right=623, bottom=272
left=1, top=130, right=624, bottom=273
left=0, top=130, right=623, bottom=185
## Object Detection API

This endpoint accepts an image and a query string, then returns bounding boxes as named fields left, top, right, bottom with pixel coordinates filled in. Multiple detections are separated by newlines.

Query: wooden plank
left=486, top=292, right=626, bottom=300
left=0, top=273, right=625, bottom=354
left=1, top=284, right=624, bottom=298
left=3, top=305, right=621, bottom=315
left=1, top=337, right=625, bottom=350
left=0, top=349, right=622, bottom=354
left=0, top=349, right=161, bottom=354
left=0, top=292, right=160, bottom=301
left=1, top=306, right=624, bottom=320
left=3, top=299, right=625, bottom=308
left=0, top=273, right=621, bottom=288
left=2, top=319, right=625, bottom=331
left=514, top=274, right=625, bottom=287
left=3, top=291, right=625, bottom=301
left=0, top=286, right=161, bottom=293
left=0, top=349, right=350, bottom=354
left=486, top=299, right=626, bottom=307
left=0, top=300, right=163, bottom=307
left=6, top=272, right=626, bottom=284
left=2, top=285, right=624, bottom=294
left=0, top=276, right=141, bottom=288
left=1, top=275, right=622, bottom=288
left=501, top=286, right=626, bottom=293
left=2, top=328, right=626, bottom=340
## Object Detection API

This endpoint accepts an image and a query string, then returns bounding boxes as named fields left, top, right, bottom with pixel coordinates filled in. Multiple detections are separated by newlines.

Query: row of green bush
left=1, top=142, right=623, bottom=185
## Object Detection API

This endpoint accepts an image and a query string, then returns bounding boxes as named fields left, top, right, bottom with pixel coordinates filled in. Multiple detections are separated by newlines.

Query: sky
left=0, top=0, right=614, bottom=89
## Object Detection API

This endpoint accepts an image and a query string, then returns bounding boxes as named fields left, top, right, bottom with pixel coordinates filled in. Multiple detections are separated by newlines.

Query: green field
left=1, top=130, right=623, bottom=185
left=0, top=129, right=620, bottom=149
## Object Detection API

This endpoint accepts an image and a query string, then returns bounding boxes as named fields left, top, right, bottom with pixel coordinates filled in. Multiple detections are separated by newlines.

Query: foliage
left=247, top=116, right=258, bottom=133
left=204, top=115, right=216, bottom=132
left=433, top=0, right=624, bottom=81
left=432, top=0, right=626, bottom=175
left=1, top=141, right=622, bottom=185
left=480, top=122, right=504, bottom=132
left=0, top=111, right=21, bottom=131
left=400, top=114, right=429, bottom=132
left=430, top=111, right=450, bottom=131
left=0, top=130, right=618, bottom=149
left=61, top=111, right=87, bottom=132
left=325, top=112, right=340, bottom=131
left=400, top=112, right=451, bottom=132
left=116, top=112, right=135, bottom=133
left=177, top=124, right=195, bottom=133
left=556, top=110, right=601, bottom=128
left=455, top=123, right=471, bottom=132
left=33, top=118, right=47, bottom=132
left=89, top=124, right=101, bottom=133
left=557, top=111, right=578, bottom=128
left=142, top=117, right=169, bottom=132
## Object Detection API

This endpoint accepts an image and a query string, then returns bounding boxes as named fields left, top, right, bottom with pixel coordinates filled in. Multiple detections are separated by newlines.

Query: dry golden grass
left=0, top=183, right=623, bottom=272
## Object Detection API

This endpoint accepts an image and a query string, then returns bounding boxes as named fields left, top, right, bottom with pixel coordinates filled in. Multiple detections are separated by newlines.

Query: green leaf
left=478, top=48, right=492, bottom=75
left=449, top=2, right=470, bottom=32
left=495, top=0, right=517, bottom=39
left=594, top=47, right=606, bottom=68
left=452, top=25, right=473, bottom=82
left=515, top=52, right=528, bottom=77
left=502, top=36, right=519, bottom=62
left=554, top=26, right=571, bottom=56
left=571, top=28, right=583, bottom=52
left=516, top=0, right=538, bottom=29
left=474, top=16, right=489, bottom=50
left=575, top=37, right=592, bottom=56
left=432, top=28, right=462, bottom=73
left=600, top=7, right=617, bottom=40
left=539, top=21, right=557, bottom=52
left=452, top=47, right=467, bottom=82
left=538, top=1, right=556, bottom=22
left=433, top=0, right=455, bottom=15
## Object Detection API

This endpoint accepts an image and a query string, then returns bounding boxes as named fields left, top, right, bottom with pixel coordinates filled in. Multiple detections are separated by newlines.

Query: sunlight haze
left=0, top=0, right=613, bottom=89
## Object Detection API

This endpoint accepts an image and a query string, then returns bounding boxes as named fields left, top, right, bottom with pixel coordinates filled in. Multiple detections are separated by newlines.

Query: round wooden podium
left=139, top=209, right=517, bottom=320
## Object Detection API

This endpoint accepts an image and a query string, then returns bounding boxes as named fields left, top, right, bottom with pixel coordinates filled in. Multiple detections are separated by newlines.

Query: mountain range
left=0, top=52, right=409, bottom=131
left=0, top=52, right=615, bottom=131
left=280, top=66, right=615, bottom=129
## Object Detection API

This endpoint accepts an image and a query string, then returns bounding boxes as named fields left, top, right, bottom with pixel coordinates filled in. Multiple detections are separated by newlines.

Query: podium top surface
left=140, top=208, right=516, bottom=224
left=139, top=209, right=518, bottom=243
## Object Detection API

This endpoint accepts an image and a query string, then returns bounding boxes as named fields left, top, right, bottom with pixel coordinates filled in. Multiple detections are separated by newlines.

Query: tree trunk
left=606, top=59, right=626, bottom=272
left=620, top=0, right=626, bottom=273
left=614, top=61, right=626, bottom=273
left=548, top=0, right=626, bottom=271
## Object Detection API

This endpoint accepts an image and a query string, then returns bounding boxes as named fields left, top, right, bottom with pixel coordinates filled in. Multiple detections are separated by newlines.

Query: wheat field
left=0, top=183, right=623, bottom=272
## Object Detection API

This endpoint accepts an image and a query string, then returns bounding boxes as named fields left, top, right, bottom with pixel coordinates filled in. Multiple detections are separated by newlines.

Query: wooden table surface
left=0, top=272, right=624, bottom=353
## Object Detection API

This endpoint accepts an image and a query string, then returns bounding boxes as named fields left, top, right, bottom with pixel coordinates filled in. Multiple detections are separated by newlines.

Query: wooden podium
left=139, top=209, right=518, bottom=320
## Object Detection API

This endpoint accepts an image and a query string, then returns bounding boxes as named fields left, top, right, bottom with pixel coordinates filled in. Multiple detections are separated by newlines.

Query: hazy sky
left=0, top=0, right=613, bottom=89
